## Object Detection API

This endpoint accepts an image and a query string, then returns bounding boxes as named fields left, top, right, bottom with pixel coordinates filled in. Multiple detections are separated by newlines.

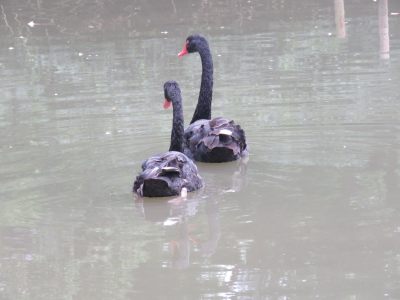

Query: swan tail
left=141, top=178, right=176, bottom=197
left=134, top=174, right=180, bottom=197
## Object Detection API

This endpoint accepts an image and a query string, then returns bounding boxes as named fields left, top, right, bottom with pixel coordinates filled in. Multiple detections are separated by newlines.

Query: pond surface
left=1, top=0, right=400, bottom=299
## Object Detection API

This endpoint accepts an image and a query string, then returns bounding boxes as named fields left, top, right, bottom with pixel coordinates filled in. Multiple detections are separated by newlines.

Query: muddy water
left=1, top=0, right=400, bottom=299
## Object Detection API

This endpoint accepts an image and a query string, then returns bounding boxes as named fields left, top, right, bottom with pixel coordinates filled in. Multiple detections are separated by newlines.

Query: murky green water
left=1, top=0, right=400, bottom=299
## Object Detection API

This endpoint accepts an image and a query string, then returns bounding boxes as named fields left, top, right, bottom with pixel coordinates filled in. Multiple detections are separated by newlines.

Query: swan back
left=134, top=151, right=203, bottom=197
left=183, top=117, right=248, bottom=162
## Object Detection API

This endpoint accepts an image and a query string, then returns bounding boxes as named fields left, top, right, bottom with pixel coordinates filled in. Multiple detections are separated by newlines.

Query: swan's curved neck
left=190, top=44, right=213, bottom=124
left=169, top=93, right=184, bottom=153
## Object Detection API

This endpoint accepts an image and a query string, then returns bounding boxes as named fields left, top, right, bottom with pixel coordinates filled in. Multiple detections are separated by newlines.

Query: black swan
left=178, top=34, right=248, bottom=163
left=133, top=81, right=203, bottom=197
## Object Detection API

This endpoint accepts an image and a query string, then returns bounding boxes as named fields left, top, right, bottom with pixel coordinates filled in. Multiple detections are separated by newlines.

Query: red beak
left=178, top=43, right=188, bottom=57
left=163, top=99, right=171, bottom=109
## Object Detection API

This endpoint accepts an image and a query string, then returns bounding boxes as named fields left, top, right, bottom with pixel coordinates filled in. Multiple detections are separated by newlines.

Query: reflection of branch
left=1, top=5, right=15, bottom=35
left=14, top=13, right=22, bottom=30
left=171, top=0, right=177, bottom=14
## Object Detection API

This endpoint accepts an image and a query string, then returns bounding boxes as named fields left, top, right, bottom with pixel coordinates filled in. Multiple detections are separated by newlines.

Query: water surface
left=1, top=0, right=400, bottom=299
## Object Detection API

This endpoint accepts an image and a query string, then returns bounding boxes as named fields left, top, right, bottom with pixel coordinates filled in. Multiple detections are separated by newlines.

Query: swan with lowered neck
left=133, top=81, right=203, bottom=197
left=178, top=34, right=248, bottom=163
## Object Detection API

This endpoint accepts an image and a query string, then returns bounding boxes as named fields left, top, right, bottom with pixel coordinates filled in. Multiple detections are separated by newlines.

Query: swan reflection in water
left=134, top=191, right=220, bottom=269
left=134, top=157, right=248, bottom=269
left=169, top=196, right=222, bottom=269
left=197, top=155, right=249, bottom=195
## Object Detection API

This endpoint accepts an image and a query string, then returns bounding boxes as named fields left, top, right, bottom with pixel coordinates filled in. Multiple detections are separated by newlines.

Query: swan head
left=163, top=81, right=181, bottom=109
left=178, top=34, right=208, bottom=57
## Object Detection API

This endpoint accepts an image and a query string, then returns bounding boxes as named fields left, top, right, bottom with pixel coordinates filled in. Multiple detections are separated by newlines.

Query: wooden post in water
left=334, top=0, right=346, bottom=38
left=379, top=0, right=390, bottom=59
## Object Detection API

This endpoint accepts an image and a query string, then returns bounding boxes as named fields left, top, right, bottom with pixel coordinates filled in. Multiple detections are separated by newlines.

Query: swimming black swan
left=178, top=34, right=248, bottom=163
left=133, top=81, right=203, bottom=197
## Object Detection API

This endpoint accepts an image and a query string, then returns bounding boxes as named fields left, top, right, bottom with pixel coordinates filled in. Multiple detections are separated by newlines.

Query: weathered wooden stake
left=379, top=0, right=390, bottom=59
left=335, top=0, right=346, bottom=38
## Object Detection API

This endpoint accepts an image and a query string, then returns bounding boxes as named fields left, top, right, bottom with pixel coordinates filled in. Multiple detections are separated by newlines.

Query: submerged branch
left=1, top=4, right=15, bottom=35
